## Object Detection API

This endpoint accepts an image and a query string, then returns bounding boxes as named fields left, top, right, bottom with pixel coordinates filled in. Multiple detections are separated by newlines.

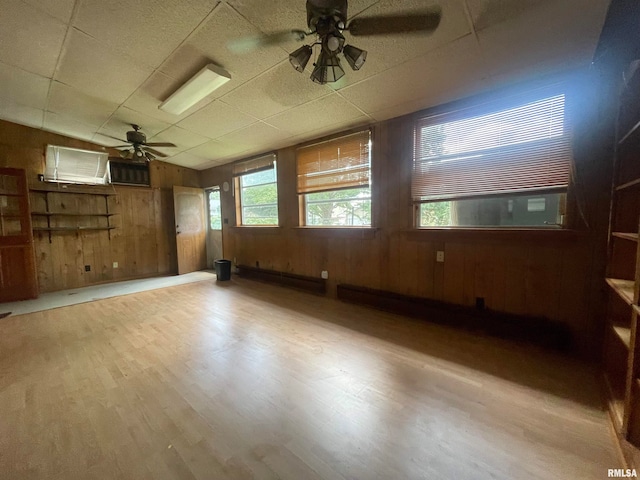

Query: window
left=413, top=87, right=572, bottom=228
left=297, top=130, right=371, bottom=226
left=208, top=189, right=222, bottom=230
left=45, top=145, right=110, bottom=185
left=233, top=154, right=278, bottom=226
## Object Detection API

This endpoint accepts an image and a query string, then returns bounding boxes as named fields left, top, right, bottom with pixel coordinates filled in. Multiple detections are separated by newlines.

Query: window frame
left=233, top=153, right=279, bottom=227
left=44, top=145, right=110, bottom=185
left=411, top=81, right=573, bottom=230
left=296, top=129, right=373, bottom=228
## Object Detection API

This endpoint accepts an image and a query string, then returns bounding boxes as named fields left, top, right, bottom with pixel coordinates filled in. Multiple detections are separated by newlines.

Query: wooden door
left=173, top=186, right=207, bottom=275
left=0, top=168, right=38, bottom=302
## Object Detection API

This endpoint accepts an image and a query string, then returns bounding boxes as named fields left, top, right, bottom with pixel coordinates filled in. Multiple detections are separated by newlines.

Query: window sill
left=294, top=227, right=380, bottom=239
left=232, top=226, right=281, bottom=234
left=404, top=227, right=587, bottom=242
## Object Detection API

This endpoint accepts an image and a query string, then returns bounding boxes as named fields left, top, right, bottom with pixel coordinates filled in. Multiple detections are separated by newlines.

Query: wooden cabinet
left=605, top=57, right=640, bottom=463
left=29, top=184, right=117, bottom=242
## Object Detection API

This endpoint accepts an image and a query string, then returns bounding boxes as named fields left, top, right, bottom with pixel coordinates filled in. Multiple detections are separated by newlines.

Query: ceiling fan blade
left=227, top=29, right=308, bottom=54
left=143, top=147, right=168, bottom=158
left=348, top=10, right=442, bottom=36
left=111, top=145, right=132, bottom=149
left=144, top=142, right=176, bottom=147
left=102, top=134, right=129, bottom=143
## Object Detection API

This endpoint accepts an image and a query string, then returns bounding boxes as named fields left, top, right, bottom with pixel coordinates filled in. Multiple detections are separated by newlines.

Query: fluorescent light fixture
left=159, top=64, right=231, bottom=115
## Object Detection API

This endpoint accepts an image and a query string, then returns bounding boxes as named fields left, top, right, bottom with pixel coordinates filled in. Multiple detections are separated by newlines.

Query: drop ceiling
left=0, top=0, right=611, bottom=170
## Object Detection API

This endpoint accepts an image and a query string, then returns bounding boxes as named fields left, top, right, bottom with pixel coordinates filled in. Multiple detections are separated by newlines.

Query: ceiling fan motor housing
left=126, top=130, right=147, bottom=145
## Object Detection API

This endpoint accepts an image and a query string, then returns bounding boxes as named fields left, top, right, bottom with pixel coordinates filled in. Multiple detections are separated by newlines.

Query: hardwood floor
left=0, top=277, right=617, bottom=479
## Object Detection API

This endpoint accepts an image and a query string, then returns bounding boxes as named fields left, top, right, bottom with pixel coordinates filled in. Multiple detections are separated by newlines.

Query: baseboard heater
left=237, top=265, right=326, bottom=295
left=337, top=284, right=572, bottom=351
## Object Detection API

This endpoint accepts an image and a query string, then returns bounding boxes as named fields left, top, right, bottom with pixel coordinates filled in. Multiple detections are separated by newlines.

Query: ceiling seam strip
left=44, top=0, right=83, bottom=130
left=94, top=1, right=227, bottom=141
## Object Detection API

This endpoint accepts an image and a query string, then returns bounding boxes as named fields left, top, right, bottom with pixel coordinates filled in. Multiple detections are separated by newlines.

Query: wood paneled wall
left=200, top=112, right=611, bottom=357
left=0, top=120, right=200, bottom=292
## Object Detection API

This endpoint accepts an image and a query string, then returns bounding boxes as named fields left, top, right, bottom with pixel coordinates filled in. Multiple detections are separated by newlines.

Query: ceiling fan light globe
left=343, top=45, right=368, bottom=71
left=289, top=45, right=313, bottom=73
left=310, top=52, right=345, bottom=84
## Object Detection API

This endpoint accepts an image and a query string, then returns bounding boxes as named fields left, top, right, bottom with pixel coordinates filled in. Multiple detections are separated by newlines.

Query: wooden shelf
left=30, top=185, right=116, bottom=196
left=616, top=177, right=640, bottom=192
left=612, top=324, right=632, bottom=348
left=619, top=119, right=640, bottom=146
left=31, top=211, right=116, bottom=217
left=606, top=278, right=636, bottom=305
left=613, top=232, right=639, bottom=242
left=33, top=227, right=116, bottom=232
left=605, top=374, right=625, bottom=431
left=0, top=192, right=21, bottom=197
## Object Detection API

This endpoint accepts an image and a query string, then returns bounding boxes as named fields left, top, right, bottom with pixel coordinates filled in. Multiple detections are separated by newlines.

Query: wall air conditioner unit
left=45, top=145, right=110, bottom=185
left=108, top=159, right=151, bottom=187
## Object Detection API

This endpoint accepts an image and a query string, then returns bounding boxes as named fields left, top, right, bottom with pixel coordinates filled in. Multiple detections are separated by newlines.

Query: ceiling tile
left=0, top=62, right=50, bottom=109
left=466, top=0, right=553, bottom=31
left=187, top=139, right=251, bottom=163
left=178, top=100, right=258, bottom=139
left=22, top=0, right=76, bottom=23
left=148, top=126, right=209, bottom=155
left=329, top=0, right=472, bottom=90
left=43, top=112, right=99, bottom=142
left=74, top=0, right=221, bottom=69
left=48, top=82, right=119, bottom=127
left=475, top=0, right=611, bottom=78
left=160, top=4, right=292, bottom=99
left=163, top=151, right=208, bottom=168
left=227, top=0, right=378, bottom=34
left=0, top=98, right=44, bottom=129
left=0, top=0, right=67, bottom=77
left=339, top=35, right=488, bottom=117
left=221, top=61, right=333, bottom=119
left=265, top=93, right=366, bottom=137
left=98, top=107, right=172, bottom=140
left=215, top=122, right=291, bottom=152
left=56, top=29, right=154, bottom=104
left=123, top=72, right=196, bottom=124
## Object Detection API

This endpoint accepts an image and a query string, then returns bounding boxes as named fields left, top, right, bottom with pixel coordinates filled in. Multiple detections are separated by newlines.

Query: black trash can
left=214, top=259, right=232, bottom=281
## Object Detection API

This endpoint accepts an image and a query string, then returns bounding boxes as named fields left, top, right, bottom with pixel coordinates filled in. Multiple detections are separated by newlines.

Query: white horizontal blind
left=232, top=153, right=276, bottom=176
left=412, top=92, right=572, bottom=202
left=297, top=130, right=371, bottom=194
left=45, top=146, right=109, bottom=185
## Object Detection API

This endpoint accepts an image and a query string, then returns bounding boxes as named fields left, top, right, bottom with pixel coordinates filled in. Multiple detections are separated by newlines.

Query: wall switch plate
left=321, top=270, right=329, bottom=279
left=113, top=262, right=118, bottom=268
left=436, top=251, right=445, bottom=263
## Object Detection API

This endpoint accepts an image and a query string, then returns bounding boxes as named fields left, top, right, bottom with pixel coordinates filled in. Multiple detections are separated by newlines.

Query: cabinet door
left=0, top=168, right=37, bottom=302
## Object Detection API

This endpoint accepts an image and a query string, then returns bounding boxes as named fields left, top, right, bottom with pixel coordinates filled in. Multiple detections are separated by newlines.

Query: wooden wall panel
left=0, top=120, right=200, bottom=293
left=200, top=113, right=606, bottom=357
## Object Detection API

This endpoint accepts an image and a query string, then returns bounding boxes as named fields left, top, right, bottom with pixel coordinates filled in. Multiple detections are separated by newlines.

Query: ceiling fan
left=229, top=0, right=442, bottom=84
left=104, top=124, right=177, bottom=162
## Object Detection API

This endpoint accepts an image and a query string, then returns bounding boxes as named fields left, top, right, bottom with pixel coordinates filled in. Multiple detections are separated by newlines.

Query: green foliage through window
left=306, top=188, right=371, bottom=226
left=240, top=166, right=279, bottom=226
left=208, top=190, right=222, bottom=230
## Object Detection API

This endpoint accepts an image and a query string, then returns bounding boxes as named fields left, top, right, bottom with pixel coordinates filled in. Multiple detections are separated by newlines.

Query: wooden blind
left=412, top=92, right=572, bottom=202
left=297, top=130, right=371, bottom=194
left=232, top=153, right=276, bottom=176
left=45, top=145, right=109, bottom=185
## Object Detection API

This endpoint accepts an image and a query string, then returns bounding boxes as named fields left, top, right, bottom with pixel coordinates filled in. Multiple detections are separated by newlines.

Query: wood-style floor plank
left=0, top=277, right=618, bottom=479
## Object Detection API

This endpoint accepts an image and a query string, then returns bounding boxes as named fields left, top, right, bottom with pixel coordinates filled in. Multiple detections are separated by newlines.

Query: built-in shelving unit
left=29, top=184, right=118, bottom=242
left=604, top=32, right=640, bottom=466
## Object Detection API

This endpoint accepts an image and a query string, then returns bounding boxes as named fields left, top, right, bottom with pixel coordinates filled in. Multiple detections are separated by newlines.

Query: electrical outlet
left=436, top=251, right=445, bottom=263
left=113, top=262, right=118, bottom=268
left=84, top=265, right=91, bottom=272
left=321, top=270, right=329, bottom=279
